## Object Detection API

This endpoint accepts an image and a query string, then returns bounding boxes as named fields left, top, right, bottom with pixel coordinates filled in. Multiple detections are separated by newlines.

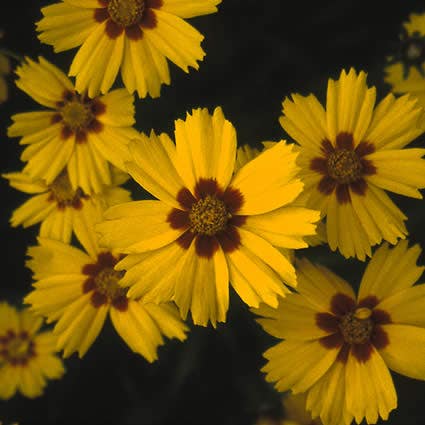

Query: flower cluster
left=2, top=2, right=425, bottom=425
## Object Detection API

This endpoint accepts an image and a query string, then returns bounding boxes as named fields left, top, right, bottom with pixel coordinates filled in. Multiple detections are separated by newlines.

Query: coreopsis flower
left=255, top=393, right=322, bottom=425
left=0, top=52, right=10, bottom=104
left=3, top=167, right=131, bottom=256
left=254, top=240, right=425, bottom=425
left=0, top=302, right=65, bottom=399
left=8, top=56, right=138, bottom=194
left=36, top=0, right=221, bottom=98
left=24, top=236, right=189, bottom=360
left=385, top=13, right=425, bottom=113
left=281, top=393, right=322, bottom=425
left=96, top=107, right=320, bottom=327
left=279, top=67, right=425, bottom=260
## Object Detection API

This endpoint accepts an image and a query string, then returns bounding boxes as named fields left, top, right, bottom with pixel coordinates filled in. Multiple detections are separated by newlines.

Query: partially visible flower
left=384, top=14, right=425, bottom=124
left=234, top=144, right=261, bottom=173
left=254, top=240, right=425, bottom=425
left=254, top=393, right=322, bottom=425
left=0, top=302, right=64, bottom=399
left=0, top=52, right=10, bottom=104
left=280, top=67, right=425, bottom=260
left=385, top=13, right=425, bottom=81
left=282, top=393, right=322, bottom=425
left=96, top=107, right=320, bottom=327
left=8, top=56, right=138, bottom=194
left=24, top=235, right=189, bottom=360
left=3, top=167, right=131, bottom=257
left=36, top=0, right=221, bottom=98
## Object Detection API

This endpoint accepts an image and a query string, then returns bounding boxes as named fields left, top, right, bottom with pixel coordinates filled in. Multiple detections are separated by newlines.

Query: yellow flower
left=7, top=56, right=138, bottom=194
left=24, top=236, right=189, bottom=360
left=254, top=240, right=425, bottom=425
left=3, top=167, right=131, bottom=256
left=96, top=107, right=320, bottom=327
left=36, top=0, right=221, bottom=98
left=254, top=393, right=322, bottom=425
left=279, top=67, right=425, bottom=260
left=384, top=13, right=425, bottom=120
left=281, top=393, right=322, bottom=425
left=0, top=302, right=65, bottom=399
left=0, top=52, right=10, bottom=104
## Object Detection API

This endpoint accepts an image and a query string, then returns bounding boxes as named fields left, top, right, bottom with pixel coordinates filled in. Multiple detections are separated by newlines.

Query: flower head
left=279, top=68, right=425, bottom=260
left=24, top=234, right=189, bottom=360
left=96, top=107, right=320, bottom=327
left=385, top=13, right=425, bottom=117
left=3, top=167, right=131, bottom=256
left=36, top=0, right=221, bottom=98
left=0, top=302, right=65, bottom=399
left=254, top=240, right=425, bottom=425
left=8, top=56, right=138, bottom=194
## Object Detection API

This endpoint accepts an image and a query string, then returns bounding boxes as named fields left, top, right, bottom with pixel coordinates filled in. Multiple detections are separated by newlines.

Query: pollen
left=48, top=171, right=86, bottom=209
left=94, top=267, right=126, bottom=302
left=0, top=330, right=35, bottom=366
left=339, top=308, right=373, bottom=345
left=327, top=149, right=363, bottom=184
left=108, top=0, right=145, bottom=27
left=189, top=195, right=230, bottom=236
left=60, top=99, right=94, bottom=132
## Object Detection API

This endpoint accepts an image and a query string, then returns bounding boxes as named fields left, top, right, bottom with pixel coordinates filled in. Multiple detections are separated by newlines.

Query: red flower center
left=51, top=90, right=105, bottom=144
left=310, top=132, right=376, bottom=204
left=82, top=252, right=128, bottom=311
left=167, top=178, right=246, bottom=259
left=316, top=293, right=391, bottom=363
left=47, top=170, right=89, bottom=210
left=0, top=330, right=36, bottom=366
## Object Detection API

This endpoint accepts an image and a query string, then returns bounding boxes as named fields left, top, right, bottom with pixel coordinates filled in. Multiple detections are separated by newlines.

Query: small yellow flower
left=254, top=240, right=425, bottom=425
left=384, top=13, right=425, bottom=119
left=36, top=0, right=221, bottom=98
left=8, top=56, right=138, bottom=194
left=96, top=107, right=320, bottom=327
left=24, top=235, right=189, bottom=360
left=3, top=167, right=131, bottom=256
left=280, top=67, right=425, bottom=260
left=0, top=52, right=11, bottom=104
left=0, top=302, right=64, bottom=399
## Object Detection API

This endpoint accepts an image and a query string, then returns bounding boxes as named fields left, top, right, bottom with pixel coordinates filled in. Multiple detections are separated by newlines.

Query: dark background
left=1, top=1, right=425, bottom=424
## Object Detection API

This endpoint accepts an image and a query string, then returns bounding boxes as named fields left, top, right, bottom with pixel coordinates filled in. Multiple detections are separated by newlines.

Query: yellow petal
left=227, top=240, right=289, bottom=309
left=365, top=93, right=423, bottom=150
left=142, top=302, right=189, bottom=342
left=295, top=257, right=355, bottom=311
left=120, top=243, right=183, bottom=301
left=280, top=93, right=327, bottom=154
left=345, top=347, right=397, bottom=424
left=377, top=284, right=425, bottom=327
left=380, top=324, right=425, bottom=380
left=174, top=240, right=228, bottom=326
left=26, top=237, right=92, bottom=279
left=126, top=132, right=185, bottom=207
left=160, top=0, right=221, bottom=18
left=231, top=141, right=303, bottom=215
left=366, top=148, right=425, bottom=198
left=306, top=361, right=353, bottom=425
left=144, top=9, right=204, bottom=72
left=358, top=240, right=423, bottom=301
left=243, top=206, right=319, bottom=249
left=262, top=339, right=339, bottom=393
left=37, top=2, right=98, bottom=52
left=174, top=107, right=236, bottom=191
left=98, top=200, right=184, bottom=253
left=253, top=294, right=331, bottom=341
left=110, top=300, right=163, bottom=362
